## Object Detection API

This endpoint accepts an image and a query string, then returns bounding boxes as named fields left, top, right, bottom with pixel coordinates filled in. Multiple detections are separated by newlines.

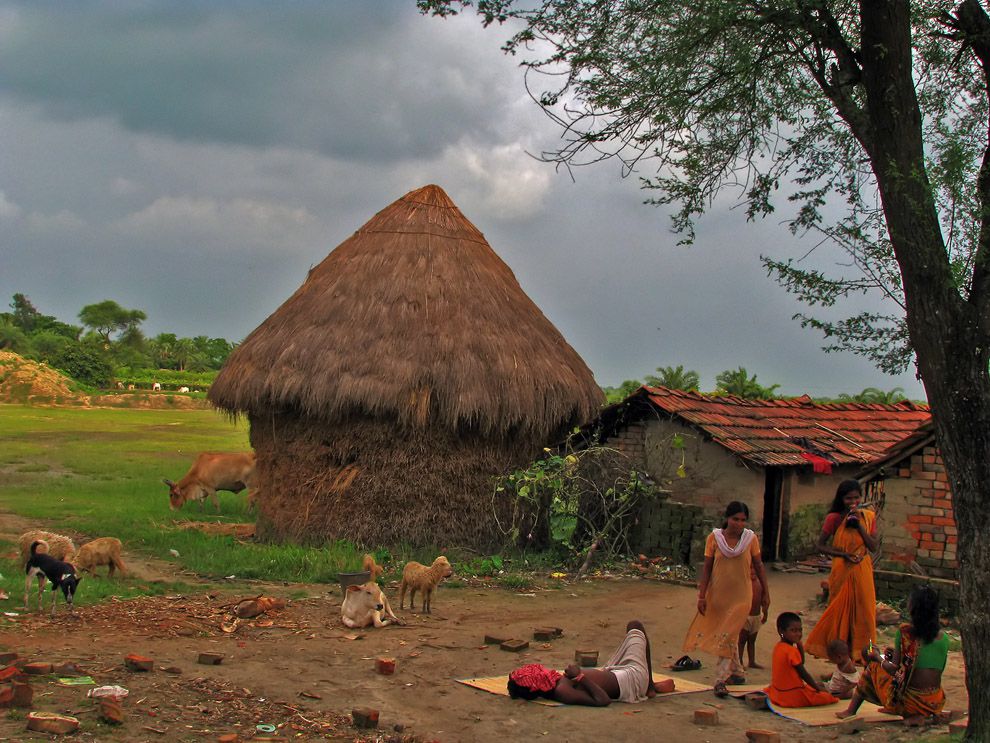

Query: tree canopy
left=421, top=1, right=990, bottom=733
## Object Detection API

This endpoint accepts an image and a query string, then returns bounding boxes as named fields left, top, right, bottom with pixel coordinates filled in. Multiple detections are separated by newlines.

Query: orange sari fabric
left=764, top=641, right=838, bottom=708
left=805, top=509, right=877, bottom=659
left=856, top=624, right=946, bottom=718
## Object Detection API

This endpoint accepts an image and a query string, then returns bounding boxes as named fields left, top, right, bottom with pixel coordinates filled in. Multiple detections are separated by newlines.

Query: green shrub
left=49, top=345, right=114, bottom=387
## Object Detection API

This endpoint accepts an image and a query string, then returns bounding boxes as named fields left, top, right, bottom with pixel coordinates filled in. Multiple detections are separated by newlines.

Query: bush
left=49, top=345, right=114, bottom=387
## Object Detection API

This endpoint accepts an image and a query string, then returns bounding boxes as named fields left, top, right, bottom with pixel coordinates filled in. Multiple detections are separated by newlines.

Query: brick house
left=856, top=422, right=958, bottom=580
left=576, top=386, right=931, bottom=561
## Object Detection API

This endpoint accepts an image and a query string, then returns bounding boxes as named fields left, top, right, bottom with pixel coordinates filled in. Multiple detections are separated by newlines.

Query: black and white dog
left=24, top=540, right=81, bottom=616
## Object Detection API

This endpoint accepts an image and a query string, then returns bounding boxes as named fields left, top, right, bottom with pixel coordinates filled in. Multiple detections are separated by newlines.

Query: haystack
left=209, top=184, right=602, bottom=548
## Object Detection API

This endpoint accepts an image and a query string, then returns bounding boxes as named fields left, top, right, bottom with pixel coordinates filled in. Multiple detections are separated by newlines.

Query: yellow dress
left=683, top=531, right=759, bottom=660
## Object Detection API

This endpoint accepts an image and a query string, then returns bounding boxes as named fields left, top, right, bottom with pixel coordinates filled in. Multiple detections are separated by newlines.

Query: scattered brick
left=533, top=628, right=559, bottom=641
left=10, top=681, right=33, bottom=708
left=22, top=662, right=53, bottom=676
left=0, top=666, right=22, bottom=683
left=483, top=633, right=510, bottom=646
left=217, top=734, right=240, bottom=743
left=574, top=650, right=599, bottom=667
left=53, top=662, right=85, bottom=677
left=352, top=707, right=380, bottom=729
left=26, top=712, right=80, bottom=735
left=162, top=666, right=183, bottom=674
left=693, top=708, right=719, bottom=725
left=197, top=652, right=225, bottom=666
left=0, top=685, right=12, bottom=707
left=0, top=652, right=17, bottom=665
left=124, top=654, right=154, bottom=672
left=837, top=717, right=864, bottom=734
left=744, top=692, right=769, bottom=710
left=500, top=639, right=529, bottom=653
left=375, top=658, right=396, bottom=675
left=99, top=699, right=124, bottom=725
left=745, top=731, right=780, bottom=743
left=654, top=678, right=675, bottom=693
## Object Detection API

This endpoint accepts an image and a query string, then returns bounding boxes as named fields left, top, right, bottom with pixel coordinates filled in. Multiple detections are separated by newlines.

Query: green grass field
left=0, top=405, right=386, bottom=603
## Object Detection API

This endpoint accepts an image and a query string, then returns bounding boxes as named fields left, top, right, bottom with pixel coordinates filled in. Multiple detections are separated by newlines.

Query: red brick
left=746, top=731, right=781, bottom=743
left=10, top=682, right=32, bottom=708
left=197, top=652, right=224, bottom=666
left=351, top=707, right=379, bottom=729
left=919, top=507, right=945, bottom=516
left=26, top=712, right=80, bottom=735
left=99, top=700, right=124, bottom=725
left=934, top=516, right=955, bottom=525
left=0, top=653, right=17, bottom=665
left=124, top=654, right=154, bottom=672
left=933, top=479, right=949, bottom=489
left=22, top=662, right=53, bottom=676
left=949, top=719, right=968, bottom=735
left=375, top=658, right=395, bottom=675
left=907, top=514, right=933, bottom=524
left=947, top=536, right=958, bottom=544
left=898, top=468, right=911, bottom=478
left=500, top=639, right=529, bottom=652
left=0, top=685, right=12, bottom=707
left=693, top=708, right=719, bottom=725
left=917, top=471, right=937, bottom=480
left=574, top=650, right=599, bottom=667
left=933, top=499, right=953, bottom=509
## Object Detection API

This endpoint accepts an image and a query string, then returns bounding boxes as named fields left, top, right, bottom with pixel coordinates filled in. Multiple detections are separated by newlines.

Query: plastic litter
left=168, top=549, right=180, bottom=557
left=87, top=685, right=129, bottom=702
left=256, top=723, right=277, bottom=733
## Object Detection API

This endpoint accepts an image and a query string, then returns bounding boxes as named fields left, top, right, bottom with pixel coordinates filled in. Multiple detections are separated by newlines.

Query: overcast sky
left=0, top=2, right=925, bottom=399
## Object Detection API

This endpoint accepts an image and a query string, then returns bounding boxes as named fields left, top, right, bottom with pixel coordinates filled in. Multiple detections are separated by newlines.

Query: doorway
left=762, top=467, right=784, bottom=560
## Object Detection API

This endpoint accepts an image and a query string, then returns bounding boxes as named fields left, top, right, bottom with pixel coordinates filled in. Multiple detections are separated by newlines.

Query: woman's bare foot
left=748, top=662, right=764, bottom=669
left=835, top=709, right=856, bottom=719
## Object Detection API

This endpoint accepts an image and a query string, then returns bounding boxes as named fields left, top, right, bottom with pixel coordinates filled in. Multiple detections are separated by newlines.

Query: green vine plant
left=493, top=444, right=659, bottom=579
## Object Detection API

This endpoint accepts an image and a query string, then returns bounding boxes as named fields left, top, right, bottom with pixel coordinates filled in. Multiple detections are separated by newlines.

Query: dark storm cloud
left=0, top=2, right=509, bottom=161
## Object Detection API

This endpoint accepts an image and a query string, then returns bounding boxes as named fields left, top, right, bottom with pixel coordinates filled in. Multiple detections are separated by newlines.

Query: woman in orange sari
left=805, top=480, right=878, bottom=660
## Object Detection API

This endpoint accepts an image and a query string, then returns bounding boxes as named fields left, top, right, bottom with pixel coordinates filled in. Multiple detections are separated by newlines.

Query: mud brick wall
left=605, top=421, right=646, bottom=465
left=874, top=569, right=960, bottom=616
left=880, top=445, right=958, bottom=580
left=632, top=497, right=712, bottom=565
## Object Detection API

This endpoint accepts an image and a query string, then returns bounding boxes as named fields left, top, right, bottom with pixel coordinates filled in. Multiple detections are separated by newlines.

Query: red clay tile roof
left=639, top=386, right=931, bottom=467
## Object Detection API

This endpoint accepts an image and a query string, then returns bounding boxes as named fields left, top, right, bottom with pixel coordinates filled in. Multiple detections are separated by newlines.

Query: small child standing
left=824, top=639, right=860, bottom=699
left=738, top=567, right=767, bottom=668
left=764, top=612, right=838, bottom=708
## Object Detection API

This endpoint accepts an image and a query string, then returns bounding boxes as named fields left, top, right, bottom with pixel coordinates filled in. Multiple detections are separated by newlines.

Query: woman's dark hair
left=722, top=501, right=749, bottom=528
left=908, top=585, right=941, bottom=644
left=829, top=479, right=862, bottom=514
left=776, top=611, right=802, bottom=635
left=507, top=677, right=548, bottom=700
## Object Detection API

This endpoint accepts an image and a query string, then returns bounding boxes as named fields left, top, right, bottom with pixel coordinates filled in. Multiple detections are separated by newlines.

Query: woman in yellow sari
left=805, top=480, right=879, bottom=660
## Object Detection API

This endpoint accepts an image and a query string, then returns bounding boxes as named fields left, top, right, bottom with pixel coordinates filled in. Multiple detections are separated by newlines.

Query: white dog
left=341, top=581, right=400, bottom=629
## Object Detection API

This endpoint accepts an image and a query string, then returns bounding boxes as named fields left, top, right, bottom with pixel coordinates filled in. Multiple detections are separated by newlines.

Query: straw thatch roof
left=210, top=184, right=602, bottom=439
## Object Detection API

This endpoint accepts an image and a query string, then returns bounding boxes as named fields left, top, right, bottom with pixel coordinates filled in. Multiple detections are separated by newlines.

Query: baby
left=824, top=639, right=861, bottom=699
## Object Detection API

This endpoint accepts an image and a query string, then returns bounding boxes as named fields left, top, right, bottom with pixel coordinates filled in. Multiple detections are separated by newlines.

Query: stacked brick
left=632, top=498, right=710, bottom=564
left=874, top=570, right=960, bottom=615
left=605, top=422, right=646, bottom=464
left=897, top=446, right=957, bottom=579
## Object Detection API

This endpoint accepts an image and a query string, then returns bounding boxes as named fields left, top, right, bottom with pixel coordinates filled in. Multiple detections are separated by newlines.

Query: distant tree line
left=601, top=363, right=910, bottom=405
left=0, top=293, right=234, bottom=388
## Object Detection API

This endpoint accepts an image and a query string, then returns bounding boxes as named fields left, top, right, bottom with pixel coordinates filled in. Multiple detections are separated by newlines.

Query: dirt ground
left=0, top=535, right=969, bottom=743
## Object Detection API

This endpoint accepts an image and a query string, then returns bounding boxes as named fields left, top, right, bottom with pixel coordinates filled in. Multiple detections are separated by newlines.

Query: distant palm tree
left=836, top=387, right=906, bottom=404
left=646, top=364, right=701, bottom=391
left=715, top=366, right=780, bottom=400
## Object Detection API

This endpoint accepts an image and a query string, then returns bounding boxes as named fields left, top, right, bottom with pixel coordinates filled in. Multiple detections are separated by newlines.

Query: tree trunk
left=860, top=2, right=990, bottom=736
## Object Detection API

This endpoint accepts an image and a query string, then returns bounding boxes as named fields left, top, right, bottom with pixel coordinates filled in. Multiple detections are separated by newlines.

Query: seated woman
left=837, top=585, right=948, bottom=725
left=507, top=620, right=663, bottom=706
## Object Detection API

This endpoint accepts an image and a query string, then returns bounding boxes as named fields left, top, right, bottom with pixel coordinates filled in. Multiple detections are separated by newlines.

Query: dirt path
left=0, top=564, right=969, bottom=742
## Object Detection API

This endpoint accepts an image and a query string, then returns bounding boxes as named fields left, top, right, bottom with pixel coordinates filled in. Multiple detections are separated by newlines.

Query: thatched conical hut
left=209, top=184, right=603, bottom=548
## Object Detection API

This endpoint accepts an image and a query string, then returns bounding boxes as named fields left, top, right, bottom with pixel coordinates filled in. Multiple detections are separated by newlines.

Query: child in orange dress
left=764, top=612, right=838, bottom=707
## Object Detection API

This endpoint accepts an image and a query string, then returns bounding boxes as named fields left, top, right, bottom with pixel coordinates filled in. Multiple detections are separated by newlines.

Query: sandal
left=713, top=681, right=729, bottom=698
left=672, top=655, right=702, bottom=671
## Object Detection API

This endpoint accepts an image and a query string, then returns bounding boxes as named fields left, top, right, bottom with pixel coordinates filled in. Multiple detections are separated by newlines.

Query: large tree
left=646, top=364, right=701, bottom=391
left=78, top=300, right=146, bottom=345
left=421, top=0, right=990, bottom=733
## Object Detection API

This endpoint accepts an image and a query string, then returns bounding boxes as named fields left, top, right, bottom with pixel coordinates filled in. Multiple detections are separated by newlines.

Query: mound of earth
left=0, top=351, right=89, bottom=406
left=0, top=351, right=211, bottom=409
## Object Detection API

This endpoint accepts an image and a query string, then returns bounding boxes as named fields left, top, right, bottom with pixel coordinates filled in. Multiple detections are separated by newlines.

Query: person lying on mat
left=507, top=620, right=666, bottom=706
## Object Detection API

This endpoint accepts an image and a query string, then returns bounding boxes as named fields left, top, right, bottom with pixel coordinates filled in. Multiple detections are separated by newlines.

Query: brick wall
left=877, top=445, right=958, bottom=580
left=631, top=496, right=713, bottom=564
left=605, top=422, right=646, bottom=464
left=873, top=569, right=960, bottom=616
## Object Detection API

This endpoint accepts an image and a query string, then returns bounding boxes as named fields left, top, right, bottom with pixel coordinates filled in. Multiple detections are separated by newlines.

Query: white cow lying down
left=341, top=581, right=400, bottom=628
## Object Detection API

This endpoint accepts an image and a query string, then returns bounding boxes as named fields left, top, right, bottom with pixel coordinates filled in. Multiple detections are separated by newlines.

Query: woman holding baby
left=805, top=479, right=879, bottom=660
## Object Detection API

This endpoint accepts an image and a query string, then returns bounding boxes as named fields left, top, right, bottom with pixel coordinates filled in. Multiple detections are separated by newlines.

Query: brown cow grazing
left=163, top=452, right=256, bottom=512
